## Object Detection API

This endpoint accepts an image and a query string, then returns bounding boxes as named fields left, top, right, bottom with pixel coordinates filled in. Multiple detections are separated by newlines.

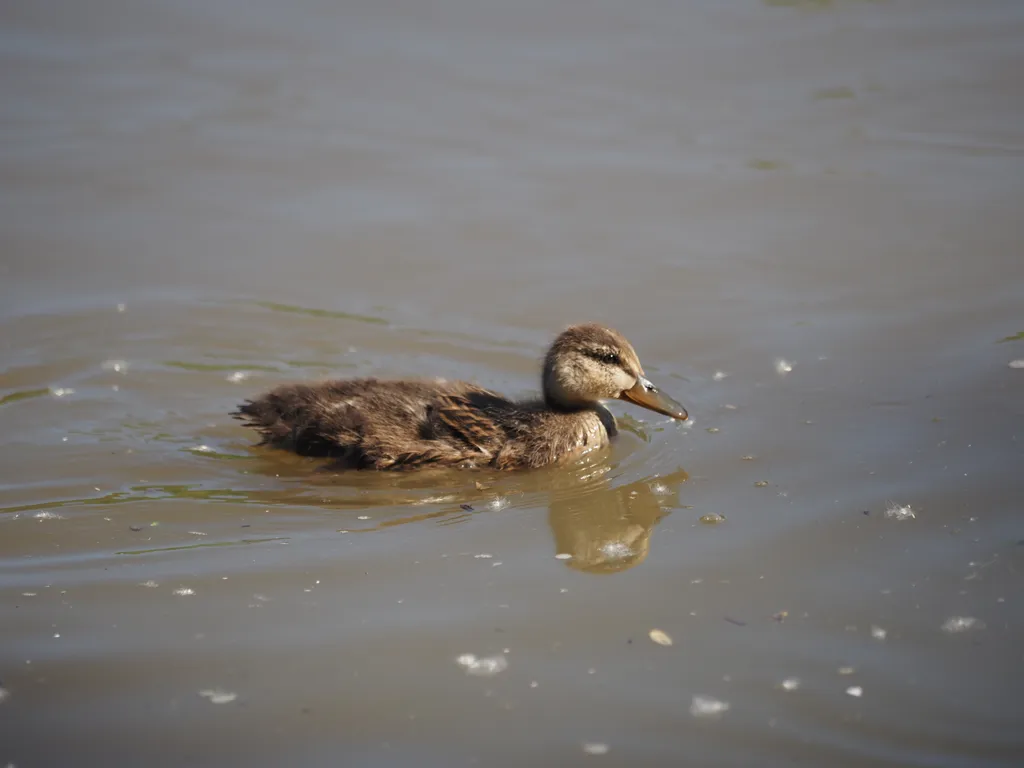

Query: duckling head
left=542, top=323, right=688, bottom=420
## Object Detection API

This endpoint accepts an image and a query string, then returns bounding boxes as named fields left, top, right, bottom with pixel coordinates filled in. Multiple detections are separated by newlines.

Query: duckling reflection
left=232, top=440, right=687, bottom=570
left=548, top=467, right=689, bottom=574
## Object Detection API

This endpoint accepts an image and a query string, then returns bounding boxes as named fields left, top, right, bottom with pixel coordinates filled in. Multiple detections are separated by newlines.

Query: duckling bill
left=233, top=323, right=688, bottom=470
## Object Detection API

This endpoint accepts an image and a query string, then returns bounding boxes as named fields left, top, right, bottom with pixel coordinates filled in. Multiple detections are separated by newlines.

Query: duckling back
left=234, top=377, right=614, bottom=470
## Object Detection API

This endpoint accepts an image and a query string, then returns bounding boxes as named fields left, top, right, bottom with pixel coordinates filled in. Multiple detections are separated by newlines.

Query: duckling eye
left=599, top=352, right=621, bottom=365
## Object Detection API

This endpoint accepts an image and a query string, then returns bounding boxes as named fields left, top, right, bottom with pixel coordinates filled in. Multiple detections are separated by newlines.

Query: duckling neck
left=542, top=394, right=618, bottom=438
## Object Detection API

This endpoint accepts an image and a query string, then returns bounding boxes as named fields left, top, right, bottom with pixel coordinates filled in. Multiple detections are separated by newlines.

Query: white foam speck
left=582, top=742, right=609, bottom=755
left=884, top=502, right=916, bottom=521
left=357, top=515, right=370, bottom=521
left=190, top=445, right=214, bottom=453
left=227, top=371, right=249, bottom=383
left=101, top=360, right=128, bottom=373
left=489, top=496, right=509, bottom=511
left=1008, top=360, right=1024, bottom=369
left=780, top=677, right=801, bottom=691
left=690, top=695, right=729, bottom=718
left=846, top=686, right=863, bottom=697
left=50, top=387, right=74, bottom=397
left=455, top=653, right=508, bottom=676
left=474, top=553, right=493, bottom=559
left=139, top=581, right=159, bottom=588
left=173, top=588, right=195, bottom=596
left=116, top=303, right=127, bottom=313
left=871, top=625, right=887, bottom=641
left=554, top=553, right=573, bottom=560
left=713, top=370, right=729, bottom=381
left=33, top=511, right=63, bottom=520
left=775, top=359, right=793, bottom=375
left=601, top=541, right=634, bottom=560
left=198, top=689, right=237, bottom=704
left=941, top=616, right=984, bottom=633
left=0, top=687, right=9, bottom=704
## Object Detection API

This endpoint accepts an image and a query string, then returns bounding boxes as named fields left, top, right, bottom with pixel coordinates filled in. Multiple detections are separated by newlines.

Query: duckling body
left=234, top=324, right=687, bottom=470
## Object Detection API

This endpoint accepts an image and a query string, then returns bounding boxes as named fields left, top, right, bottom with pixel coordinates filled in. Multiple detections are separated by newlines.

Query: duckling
left=233, top=323, right=688, bottom=470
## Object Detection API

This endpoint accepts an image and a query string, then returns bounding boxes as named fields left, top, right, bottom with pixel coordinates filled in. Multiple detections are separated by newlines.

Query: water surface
left=2, top=1, right=1023, bottom=765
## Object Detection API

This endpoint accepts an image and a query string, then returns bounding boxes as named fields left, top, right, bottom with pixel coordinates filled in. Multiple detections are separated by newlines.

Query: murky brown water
left=2, top=0, right=1024, bottom=765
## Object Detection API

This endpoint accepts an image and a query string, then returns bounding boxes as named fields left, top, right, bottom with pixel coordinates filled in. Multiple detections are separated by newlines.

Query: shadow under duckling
left=233, top=323, right=688, bottom=470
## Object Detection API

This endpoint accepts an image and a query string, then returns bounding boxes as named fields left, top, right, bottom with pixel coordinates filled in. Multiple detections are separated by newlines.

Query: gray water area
left=1, top=1, right=1023, bottom=765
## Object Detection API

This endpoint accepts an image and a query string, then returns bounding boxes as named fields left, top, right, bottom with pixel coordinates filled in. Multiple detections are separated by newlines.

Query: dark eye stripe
left=587, top=350, right=622, bottom=366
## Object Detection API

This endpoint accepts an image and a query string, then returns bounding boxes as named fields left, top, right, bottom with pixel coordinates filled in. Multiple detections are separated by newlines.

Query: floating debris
left=129, top=525, right=143, bottom=532
left=941, top=616, right=984, bottom=633
left=754, top=481, right=769, bottom=488
left=741, top=455, right=756, bottom=461
left=846, top=686, right=863, bottom=698
left=699, top=514, right=726, bottom=525
left=582, top=742, right=609, bottom=755
left=775, top=359, right=793, bottom=375
left=198, top=689, right=237, bottom=704
left=706, top=427, right=720, bottom=434
left=648, top=629, right=673, bottom=646
left=101, top=359, right=128, bottom=373
left=772, top=611, right=789, bottom=622
left=871, top=625, right=887, bottom=641
left=555, top=553, right=573, bottom=560
left=837, top=666, right=855, bottom=676
left=460, top=504, right=474, bottom=511
left=690, top=695, right=730, bottom=718
left=884, top=503, right=916, bottom=521
left=455, top=654, right=508, bottom=677
left=474, top=481, right=491, bottom=491
left=724, top=617, right=747, bottom=627
left=173, top=588, right=195, bottom=596
left=780, top=678, right=801, bottom=691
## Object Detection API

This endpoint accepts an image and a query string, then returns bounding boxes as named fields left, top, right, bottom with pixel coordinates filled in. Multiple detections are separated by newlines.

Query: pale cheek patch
left=612, top=368, right=636, bottom=392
